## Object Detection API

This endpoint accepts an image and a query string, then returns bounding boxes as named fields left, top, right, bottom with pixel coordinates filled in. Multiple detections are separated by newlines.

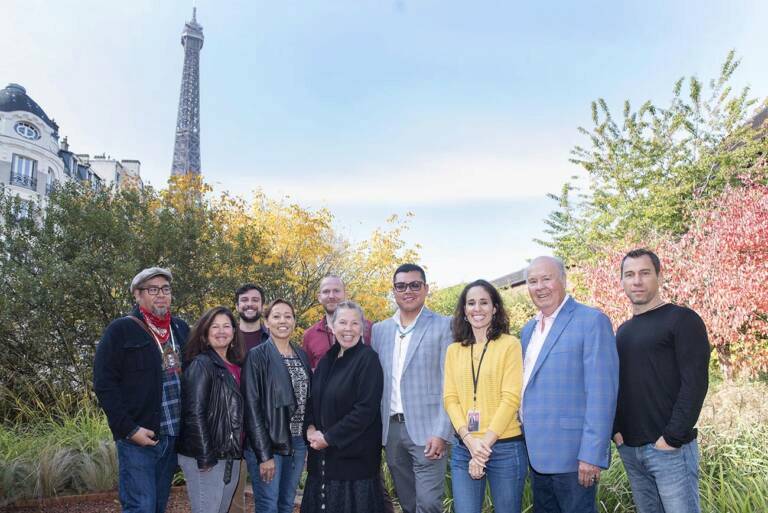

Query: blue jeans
left=116, top=435, right=178, bottom=513
left=244, top=436, right=307, bottom=513
left=530, top=467, right=597, bottom=513
left=617, top=439, right=700, bottom=513
left=450, top=439, right=528, bottom=513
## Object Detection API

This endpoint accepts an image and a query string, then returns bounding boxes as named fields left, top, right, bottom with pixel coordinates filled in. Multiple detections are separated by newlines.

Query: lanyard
left=470, top=341, right=490, bottom=407
left=149, top=325, right=176, bottom=354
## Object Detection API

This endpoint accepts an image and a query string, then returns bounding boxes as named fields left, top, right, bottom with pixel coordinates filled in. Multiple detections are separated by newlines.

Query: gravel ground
left=0, top=487, right=267, bottom=513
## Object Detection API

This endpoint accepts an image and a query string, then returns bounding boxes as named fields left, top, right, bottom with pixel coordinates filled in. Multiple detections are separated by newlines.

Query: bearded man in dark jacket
left=94, top=267, right=190, bottom=513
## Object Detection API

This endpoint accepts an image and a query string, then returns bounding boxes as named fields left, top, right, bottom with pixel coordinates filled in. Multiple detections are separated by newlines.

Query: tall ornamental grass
left=1, top=383, right=766, bottom=512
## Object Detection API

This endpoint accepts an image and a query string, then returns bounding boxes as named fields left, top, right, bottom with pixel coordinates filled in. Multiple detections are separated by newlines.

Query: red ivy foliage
left=576, top=182, right=768, bottom=378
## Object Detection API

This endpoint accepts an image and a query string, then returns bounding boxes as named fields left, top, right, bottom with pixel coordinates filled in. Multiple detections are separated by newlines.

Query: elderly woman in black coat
left=301, top=300, right=385, bottom=513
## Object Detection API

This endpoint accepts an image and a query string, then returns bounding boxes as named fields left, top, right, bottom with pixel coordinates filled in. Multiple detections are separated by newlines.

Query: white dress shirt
left=390, top=307, right=424, bottom=416
left=521, top=295, right=570, bottom=419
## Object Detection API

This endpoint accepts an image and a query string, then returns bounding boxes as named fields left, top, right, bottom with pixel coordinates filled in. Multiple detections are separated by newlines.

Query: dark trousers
left=530, top=467, right=597, bottom=513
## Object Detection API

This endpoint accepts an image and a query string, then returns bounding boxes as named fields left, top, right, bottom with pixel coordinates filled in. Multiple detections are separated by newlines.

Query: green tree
left=540, top=51, right=768, bottom=263
left=0, top=177, right=418, bottom=418
left=429, top=283, right=535, bottom=338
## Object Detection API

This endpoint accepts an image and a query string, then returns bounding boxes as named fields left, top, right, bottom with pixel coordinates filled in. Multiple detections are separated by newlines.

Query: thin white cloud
left=239, top=152, right=573, bottom=206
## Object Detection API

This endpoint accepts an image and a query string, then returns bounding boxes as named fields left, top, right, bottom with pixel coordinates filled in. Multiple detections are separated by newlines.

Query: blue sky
left=3, top=0, right=768, bottom=286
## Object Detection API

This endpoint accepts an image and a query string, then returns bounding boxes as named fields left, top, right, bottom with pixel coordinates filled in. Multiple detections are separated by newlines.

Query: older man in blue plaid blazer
left=521, top=256, right=619, bottom=513
left=372, top=263, right=454, bottom=513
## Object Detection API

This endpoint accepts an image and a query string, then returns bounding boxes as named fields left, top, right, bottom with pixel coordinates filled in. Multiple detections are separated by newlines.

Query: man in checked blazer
left=372, top=263, right=453, bottom=513
left=520, top=256, right=619, bottom=513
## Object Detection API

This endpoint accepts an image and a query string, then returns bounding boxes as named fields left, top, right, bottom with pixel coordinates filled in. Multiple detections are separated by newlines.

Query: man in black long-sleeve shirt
left=613, top=249, right=709, bottom=513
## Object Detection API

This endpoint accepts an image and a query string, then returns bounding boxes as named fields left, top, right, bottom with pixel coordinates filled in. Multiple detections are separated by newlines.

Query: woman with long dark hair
left=178, top=306, right=246, bottom=513
left=443, top=279, right=527, bottom=513
left=242, top=299, right=312, bottom=513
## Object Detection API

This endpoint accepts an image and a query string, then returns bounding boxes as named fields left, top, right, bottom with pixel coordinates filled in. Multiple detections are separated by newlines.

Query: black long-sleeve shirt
left=613, top=304, right=710, bottom=447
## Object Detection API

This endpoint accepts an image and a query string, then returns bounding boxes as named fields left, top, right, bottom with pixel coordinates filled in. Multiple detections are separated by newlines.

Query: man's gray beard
left=152, top=306, right=169, bottom=316
left=240, top=311, right=261, bottom=323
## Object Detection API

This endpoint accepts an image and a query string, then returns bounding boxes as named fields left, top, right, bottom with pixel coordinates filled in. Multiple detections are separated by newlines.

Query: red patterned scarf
left=140, top=306, right=172, bottom=343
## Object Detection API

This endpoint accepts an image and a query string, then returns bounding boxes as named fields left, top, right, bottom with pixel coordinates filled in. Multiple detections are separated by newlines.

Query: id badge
left=162, top=346, right=182, bottom=375
left=467, top=410, right=480, bottom=432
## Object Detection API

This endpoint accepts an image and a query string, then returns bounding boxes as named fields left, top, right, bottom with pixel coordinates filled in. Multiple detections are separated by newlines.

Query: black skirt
left=300, top=471, right=386, bottom=513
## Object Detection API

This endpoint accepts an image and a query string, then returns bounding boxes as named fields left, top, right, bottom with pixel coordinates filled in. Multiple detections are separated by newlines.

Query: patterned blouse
left=283, top=355, right=309, bottom=437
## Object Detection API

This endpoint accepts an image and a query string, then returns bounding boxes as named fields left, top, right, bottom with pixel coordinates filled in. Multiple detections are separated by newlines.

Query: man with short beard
left=303, top=275, right=372, bottom=371
left=236, top=283, right=269, bottom=352
left=94, top=267, right=190, bottom=513
left=228, top=283, right=269, bottom=513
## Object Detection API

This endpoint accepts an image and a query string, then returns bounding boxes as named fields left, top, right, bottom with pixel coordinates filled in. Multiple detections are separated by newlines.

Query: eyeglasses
left=139, top=285, right=172, bottom=296
left=393, top=281, right=424, bottom=293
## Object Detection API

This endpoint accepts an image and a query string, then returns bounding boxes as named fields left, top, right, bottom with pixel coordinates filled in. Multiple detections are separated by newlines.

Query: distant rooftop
left=0, top=83, right=59, bottom=131
left=491, top=269, right=526, bottom=289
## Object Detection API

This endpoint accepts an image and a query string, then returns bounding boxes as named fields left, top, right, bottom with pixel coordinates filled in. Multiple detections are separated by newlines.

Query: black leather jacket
left=242, top=339, right=311, bottom=463
left=178, top=350, right=244, bottom=468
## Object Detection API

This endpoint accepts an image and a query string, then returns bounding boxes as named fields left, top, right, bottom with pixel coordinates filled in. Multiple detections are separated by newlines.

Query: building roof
left=0, top=83, right=59, bottom=131
left=750, top=105, right=768, bottom=130
left=490, top=269, right=526, bottom=289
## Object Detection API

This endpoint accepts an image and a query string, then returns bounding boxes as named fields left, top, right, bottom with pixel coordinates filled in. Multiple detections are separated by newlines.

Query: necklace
left=397, top=322, right=417, bottom=340
left=472, top=340, right=487, bottom=360
left=637, top=301, right=667, bottom=316
left=274, top=340, right=294, bottom=357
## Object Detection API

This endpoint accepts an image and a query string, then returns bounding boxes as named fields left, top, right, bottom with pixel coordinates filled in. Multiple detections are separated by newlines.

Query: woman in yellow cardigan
left=443, top=279, right=527, bottom=513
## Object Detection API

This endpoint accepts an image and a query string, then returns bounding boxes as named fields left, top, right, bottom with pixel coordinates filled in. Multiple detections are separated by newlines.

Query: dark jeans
left=450, top=439, right=528, bottom=513
left=244, top=436, right=307, bottom=513
left=530, top=467, right=597, bottom=513
left=116, top=435, right=178, bottom=513
left=617, top=440, right=700, bottom=513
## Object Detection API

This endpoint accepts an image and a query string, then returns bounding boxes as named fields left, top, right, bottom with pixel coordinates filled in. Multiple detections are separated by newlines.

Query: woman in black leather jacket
left=178, top=306, right=245, bottom=513
left=242, top=298, right=311, bottom=513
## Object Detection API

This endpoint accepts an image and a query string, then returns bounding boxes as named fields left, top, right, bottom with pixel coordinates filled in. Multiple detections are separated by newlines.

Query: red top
left=302, top=316, right=372, bottom=371
left=224, top=360, right=241, bottom=385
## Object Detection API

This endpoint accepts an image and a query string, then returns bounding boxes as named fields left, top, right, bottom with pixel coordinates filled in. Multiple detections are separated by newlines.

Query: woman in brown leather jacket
left=178, top=306, right=245, bottom=513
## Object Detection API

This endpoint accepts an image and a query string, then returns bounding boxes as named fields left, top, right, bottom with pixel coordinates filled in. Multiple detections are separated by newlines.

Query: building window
left=90, top=172, right=102, bottom=192
left=46, top=169, right=56, bottom=195
left=14, top=121, right=41, bottom=140
left=10, top=154, right=38, bottom=190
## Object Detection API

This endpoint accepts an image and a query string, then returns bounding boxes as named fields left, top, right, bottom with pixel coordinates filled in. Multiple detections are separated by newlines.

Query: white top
left=389, top=307, right=424, bottom=416
left=521, top=295, right=570, bottom=419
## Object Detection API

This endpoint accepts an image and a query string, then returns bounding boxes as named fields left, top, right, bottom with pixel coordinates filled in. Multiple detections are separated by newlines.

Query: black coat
left=242, top=339, right=312, bottom=463
left=94, top=306, right=189, bottom=440
left=306, top=340, right=383, bottom=481
left=178, top=350, right=244, bottom=468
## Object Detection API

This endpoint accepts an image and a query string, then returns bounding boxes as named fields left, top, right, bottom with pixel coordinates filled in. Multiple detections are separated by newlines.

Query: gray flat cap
left=130, top=267, right=173, bottom=294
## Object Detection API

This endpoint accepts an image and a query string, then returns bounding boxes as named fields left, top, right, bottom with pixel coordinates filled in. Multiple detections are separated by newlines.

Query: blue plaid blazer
left=520, top=297, right=619, bottom=473
left=372, top=308, right=454, bottom=446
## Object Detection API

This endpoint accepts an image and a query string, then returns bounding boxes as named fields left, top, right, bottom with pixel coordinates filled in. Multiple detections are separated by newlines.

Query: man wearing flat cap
left=94, top=267, right=190, bottom=513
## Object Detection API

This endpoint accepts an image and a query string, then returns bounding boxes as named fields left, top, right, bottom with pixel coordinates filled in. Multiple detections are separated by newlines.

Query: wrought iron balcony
left=10, top=173, right=37, bottom=191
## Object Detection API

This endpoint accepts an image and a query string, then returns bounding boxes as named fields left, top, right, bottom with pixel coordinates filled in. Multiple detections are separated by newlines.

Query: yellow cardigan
left=443, top=333, right=523, bottom=439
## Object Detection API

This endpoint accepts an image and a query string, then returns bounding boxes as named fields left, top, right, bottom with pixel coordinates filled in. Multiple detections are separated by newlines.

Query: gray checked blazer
left=372, top=307, right=454, bottom=446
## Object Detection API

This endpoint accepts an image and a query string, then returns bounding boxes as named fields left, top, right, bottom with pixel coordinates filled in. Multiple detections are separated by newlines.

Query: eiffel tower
left=171, top=7, right=204, bottom=176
